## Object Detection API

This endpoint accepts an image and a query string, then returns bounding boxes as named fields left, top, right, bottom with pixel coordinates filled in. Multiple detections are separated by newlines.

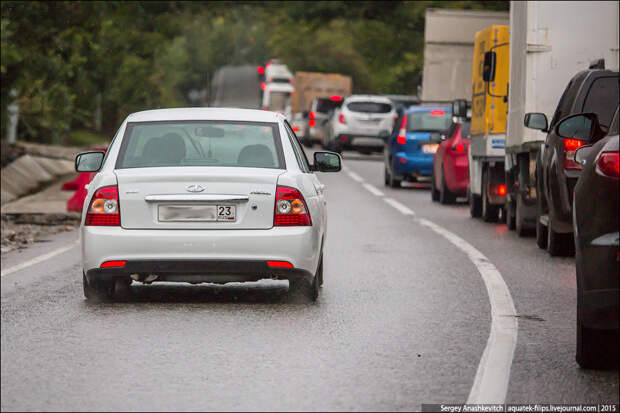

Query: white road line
left=416, top=218, right=518, bottom=404
left=1, top=240, right=80, bottom=278
left=383, top=197, right=415, bottom=215
left=347, top=171, right=364, bottom=183
left=346, top=166, right=517, bottom=403
left=362, top=183, right=384, bottom=197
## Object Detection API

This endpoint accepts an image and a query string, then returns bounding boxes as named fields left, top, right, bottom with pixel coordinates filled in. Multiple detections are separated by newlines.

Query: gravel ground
left=1, top=213, right=80, bottom=254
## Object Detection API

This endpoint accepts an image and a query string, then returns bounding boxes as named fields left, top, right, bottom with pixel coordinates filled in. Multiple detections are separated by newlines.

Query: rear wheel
left=481, top=169, right=499, bottom=222
left=439, top=168, right=456, bottom=204
left=468, top=187, right=482, bottom=218
left=547, top=215, right=575, bottom=256
left=389, top=167, right=402, bottom=188
left=431, top=168, right=439, bottom=201
left=506, top=200, right=516, bottom=230
left=515, top=191, right=533, bottom=237
left=384, top=167, right=390, bottom=187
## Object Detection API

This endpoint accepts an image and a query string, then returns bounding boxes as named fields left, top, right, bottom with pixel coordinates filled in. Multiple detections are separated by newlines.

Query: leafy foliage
left=1, top=1, right=507, bottom=143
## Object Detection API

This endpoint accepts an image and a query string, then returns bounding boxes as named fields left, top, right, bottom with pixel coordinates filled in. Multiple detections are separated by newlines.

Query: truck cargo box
left=291, top=72, right=352, bottom=114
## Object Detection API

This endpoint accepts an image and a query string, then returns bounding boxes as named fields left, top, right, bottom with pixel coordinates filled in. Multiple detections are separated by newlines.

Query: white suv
left=325, top=95, right=395, bottom=154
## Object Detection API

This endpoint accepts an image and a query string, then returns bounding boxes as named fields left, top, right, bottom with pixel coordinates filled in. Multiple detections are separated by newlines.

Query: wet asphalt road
left=1, top=150, right=618, bottom=411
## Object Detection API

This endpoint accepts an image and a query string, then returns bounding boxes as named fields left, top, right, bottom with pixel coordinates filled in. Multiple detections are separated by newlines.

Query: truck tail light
left=596, top=152, right=619, bottom=178
left=274, top=186, right=312, bottom=226
left=85, top=185, right=120, bottom=226
left=338, top=113, right=346, bottom=124
left=563, top=138, right=584, bottom=170
left=397, top=115, right=407, bottom=144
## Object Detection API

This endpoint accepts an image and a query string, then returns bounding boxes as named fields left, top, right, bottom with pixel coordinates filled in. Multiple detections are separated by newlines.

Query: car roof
left=126, top=108, right=282, bottom=123
left=405, top=105, right=451, bottom=114
left=345, top=95, right=393, bottom=104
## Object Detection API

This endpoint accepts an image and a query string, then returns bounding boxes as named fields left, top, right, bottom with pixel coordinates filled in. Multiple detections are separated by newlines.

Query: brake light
left=452, top=143, right=466, bottom=152
left=338, top=113, right=346, bottom=124
left=266, top=62, right=272, bottom=68
left=330, top=95, right=343, bottom=102
left=430, top=110, right=445, bottom=116
left=257, top=66, right=265, bottom=75
left=267, top=260, right=294, bottom=269
left=85, top=185, right=120, bottom=226
left=260, top=82, right=266, bottom=90
left=596, top=152, right=619, bottom=178
left=309, top=111, right=316, bottom=119
left=292, top=125, right=299, bottom=132
left=101, top=260, right=126, bottom=268
left=263, top=107, right=268, bottom=111
left=309, top=119, right=316, bottom=127
left=274, top=186, right=312, bottom=226
left=497, top=184, right=507, bottom=196
left=563, top=138, right=584, bottom=170
left=397, top=114, right=407, bottom=144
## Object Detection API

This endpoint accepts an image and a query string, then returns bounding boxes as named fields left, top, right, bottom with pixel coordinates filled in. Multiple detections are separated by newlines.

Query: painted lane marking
left=346, top=166, right=518, bottom=404
left=416, top=218, right=518, bottom=404
left=1, top=240, right=80, bottom=278
left=347, top=171, right=364, bottom=183
left=362, top=183, right=384, bottom=197
left=383, top=197, right=415, bottom=215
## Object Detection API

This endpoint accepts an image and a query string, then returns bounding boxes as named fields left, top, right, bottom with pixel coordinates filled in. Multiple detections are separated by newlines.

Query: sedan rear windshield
left=347, top=102, right=393, bottom=113
left=406, top=109, right=452, bottom=133
left=116, top=121, right=284, bottom=169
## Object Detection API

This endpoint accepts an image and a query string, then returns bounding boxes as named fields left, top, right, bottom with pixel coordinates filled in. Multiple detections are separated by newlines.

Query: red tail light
left=263, top=107, right=268, bottom=111
left=596, top=152, right=619, bottom=178
left=292, top=125, right=299, bottom=132
left=452, top=143, right=466, bottom=152
left=257, top=66, right=265, bottom=75
left=265, top=62, right=272, bottom=68
left=397, top=114, right=407, bottom=144
left=338, top=113, right=346, bottom=124
left=260, top=82, right=266, bottom=91
left=330, top=95, right=343, bottom=102
left=267, top=260, right=294, bottom=268
left=309, top=111, right=316, bottom=119
left=309, top=119, right=316, bottom=127
left=430, top=110, right=445, bottom=116
left=274, top=186, right=312, bottom=226
left=101, top=260, right=126, bottom=268
left=85, top=185, right=120, bottom=226
left=563, top=138, right=584, bottom=170
left=497, top=184, right=507, bottom=196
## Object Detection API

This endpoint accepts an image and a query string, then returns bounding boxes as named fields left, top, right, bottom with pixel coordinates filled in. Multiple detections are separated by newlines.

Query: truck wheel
left=439, top=169, right=456, bottom=204
left=506, top=200, right=516, bottom=230
left=431, top=169, right=439, bottom=201
left=515, top=192, right=533, bottom=237
left=481, top=169, right=499, bottom=222
left=468, top=187, right=481, bottom=218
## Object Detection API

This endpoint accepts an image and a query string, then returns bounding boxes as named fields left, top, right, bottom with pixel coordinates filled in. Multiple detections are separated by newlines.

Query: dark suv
left=525, top=68, right=619, bottom=256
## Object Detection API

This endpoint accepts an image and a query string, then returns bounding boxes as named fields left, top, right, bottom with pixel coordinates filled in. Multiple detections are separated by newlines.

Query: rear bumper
left=394, top=152, right=434, bottom=177
left=81, top=226, right=319, bottom=278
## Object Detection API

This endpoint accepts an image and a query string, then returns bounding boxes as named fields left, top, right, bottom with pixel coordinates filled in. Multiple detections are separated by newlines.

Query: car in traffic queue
left=325, top=95, right=396, bottom=154
left=525, top=68, right=619, bottom=256
left=75, top=108, right=342, bottom=302
left=568, top=109, right=619, bottom=368
left=307, top=95, right=344, bottom=148
left=431, top=103, right=471, bottom=204
left=384, top=105, right=452, bottom=188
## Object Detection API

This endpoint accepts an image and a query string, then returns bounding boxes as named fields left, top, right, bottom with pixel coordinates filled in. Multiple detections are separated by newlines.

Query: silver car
left=76, top=108, right=341, bottom=302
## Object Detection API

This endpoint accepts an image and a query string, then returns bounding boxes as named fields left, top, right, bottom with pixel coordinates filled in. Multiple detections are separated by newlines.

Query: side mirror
left=524, top=113, right=548, bottom=132
left=482, top=51, right=496, bottom=82
left=555, top=113, right=606, bottom=142
left=313, top=151, right=342, bottom=172
left=452, top=99, right=468, bottom=118
left=75, top=151, right=105, bottom=172
left=574, top=145, right=595, bottom=166
left=378, top=130, right=390, bottom=141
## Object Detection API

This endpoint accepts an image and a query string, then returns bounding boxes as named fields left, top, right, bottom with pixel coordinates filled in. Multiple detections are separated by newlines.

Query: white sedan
left=76, top=108, right=341, bottom=302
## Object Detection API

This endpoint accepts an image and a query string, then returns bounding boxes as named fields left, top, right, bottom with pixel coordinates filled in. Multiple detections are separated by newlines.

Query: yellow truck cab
left=468, top=25, right=510, bottom=222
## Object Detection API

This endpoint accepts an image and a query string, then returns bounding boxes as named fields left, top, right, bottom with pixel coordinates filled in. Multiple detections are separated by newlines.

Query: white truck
left=420, top=8, right=509, bottom=102
left=262, top=63, right=295, bottom=119
left=504, top=1, right=620, bottom=234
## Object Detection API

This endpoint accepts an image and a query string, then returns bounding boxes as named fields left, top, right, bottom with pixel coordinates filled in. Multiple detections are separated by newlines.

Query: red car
left=431, top=119, right=471, bottom=204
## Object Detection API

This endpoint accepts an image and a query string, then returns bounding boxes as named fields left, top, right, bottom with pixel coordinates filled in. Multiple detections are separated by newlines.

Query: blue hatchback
left=383, top=105, right=452, bottom=187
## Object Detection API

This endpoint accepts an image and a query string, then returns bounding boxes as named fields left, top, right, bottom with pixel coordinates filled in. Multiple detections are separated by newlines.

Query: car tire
left=431, top=169, right=440, bottom=201
left=83, top=272, right=113, bottom=302
left=317, top=253, right=324, bottom=287
left=439, top=169, right=456, bottom=204
left=506, top=200, right=516, bottom=230
left=468, top=187, right=482, bottom=218
left=384, top=167, right=390, bottom=187
left=547, top=217, right=575, bottom=257
left=515, top=192, right=533, bottom=237
left=389, top=170, right=401, bottom=188
left=482, top=169, right=499, bottom=222
left=576, top=322, right=619, bottom=369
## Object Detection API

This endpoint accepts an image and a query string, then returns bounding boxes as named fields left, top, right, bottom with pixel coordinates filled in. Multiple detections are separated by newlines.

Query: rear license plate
left=422, top=143, right=439, bottom=154
left=158, top=205, right=236, bottom=222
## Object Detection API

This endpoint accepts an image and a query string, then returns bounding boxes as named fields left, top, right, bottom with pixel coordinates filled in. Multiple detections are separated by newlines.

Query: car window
left=284, top=121, right=311, bottom=173
left=581, top=76, right=619, bottom=128
left=347, top=102, right=393, bottom=113
left=550, top=72, right=587, bottom=127
left=316, top=98, right=343, bottom=114
left=116, top=121, right=284, bottom=169
left=406, top=109, right=452, bottom=132
left=608, top=107, right=619, bottom=135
